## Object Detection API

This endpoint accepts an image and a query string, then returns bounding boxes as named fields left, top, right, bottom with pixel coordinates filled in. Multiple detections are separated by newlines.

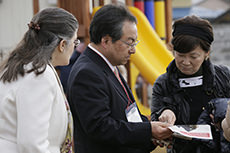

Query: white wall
left=39, top=0, right=57, bottom=10
left=0, top=0, right=56, bottom=62
left=0, top=0, right=33, bottom=59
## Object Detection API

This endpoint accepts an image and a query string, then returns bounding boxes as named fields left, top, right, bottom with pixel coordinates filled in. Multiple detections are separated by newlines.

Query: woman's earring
left=205, top=56, right=209, bottom=60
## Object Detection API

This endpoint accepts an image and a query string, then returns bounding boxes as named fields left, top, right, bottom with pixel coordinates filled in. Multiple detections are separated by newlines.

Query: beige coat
left=0, top=64, right=68, bottom=153
left=222, top=101, right=230, bottom=141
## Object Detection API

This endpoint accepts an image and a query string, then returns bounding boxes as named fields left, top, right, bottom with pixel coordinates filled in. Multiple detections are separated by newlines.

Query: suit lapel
left=108, top=71, right=130, bottom=102
left=84, top=47, right=130, bottom=103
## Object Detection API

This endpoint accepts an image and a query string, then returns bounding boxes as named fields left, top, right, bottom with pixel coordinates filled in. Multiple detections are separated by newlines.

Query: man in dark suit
left=67, top=4, right=172, bottom=153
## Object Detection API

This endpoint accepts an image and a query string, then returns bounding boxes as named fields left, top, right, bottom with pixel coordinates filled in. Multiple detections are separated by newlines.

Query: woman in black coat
left=151, top=15, right=230, bottom=153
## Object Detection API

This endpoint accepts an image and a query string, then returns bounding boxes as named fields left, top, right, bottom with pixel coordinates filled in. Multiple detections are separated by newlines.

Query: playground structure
left=33, top=0, right=173, bottom=121
left=129, top=6, right=173, bottom=116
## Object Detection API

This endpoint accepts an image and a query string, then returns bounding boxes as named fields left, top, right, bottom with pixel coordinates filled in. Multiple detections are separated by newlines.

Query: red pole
left=134, top=0, right=144, bottom=13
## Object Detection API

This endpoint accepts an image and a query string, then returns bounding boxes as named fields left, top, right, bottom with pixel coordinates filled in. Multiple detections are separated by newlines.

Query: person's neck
left=90, top=43, right=105, bottom=55
left=89, top=43, right=115, bottom=66
left=178, top=66, right=203, bottom=78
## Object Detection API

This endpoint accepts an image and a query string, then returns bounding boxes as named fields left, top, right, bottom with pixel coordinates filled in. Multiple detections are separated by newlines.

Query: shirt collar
left=88, top=44, right=115, bottom=72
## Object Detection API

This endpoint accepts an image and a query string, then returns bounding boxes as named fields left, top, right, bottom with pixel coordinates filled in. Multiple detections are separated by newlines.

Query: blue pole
left=144, top=0, right=155, bottom=28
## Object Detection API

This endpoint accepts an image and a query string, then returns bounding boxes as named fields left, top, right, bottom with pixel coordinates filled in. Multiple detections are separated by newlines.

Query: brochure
left=169, top=124, right=213, bottom=140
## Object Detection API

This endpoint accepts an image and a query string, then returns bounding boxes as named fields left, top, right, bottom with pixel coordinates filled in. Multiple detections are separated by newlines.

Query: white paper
left=169, top=124, right=213, bottom=140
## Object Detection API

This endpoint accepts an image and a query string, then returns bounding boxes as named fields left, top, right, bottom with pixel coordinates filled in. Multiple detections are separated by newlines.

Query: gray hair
left=0, top=7, right=78, bottom=82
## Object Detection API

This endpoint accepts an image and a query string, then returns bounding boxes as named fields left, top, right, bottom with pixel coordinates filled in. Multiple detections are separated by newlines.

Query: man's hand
left=159, top=109, right=176, bottom=125
left=150, top=121, right=173, bottom=140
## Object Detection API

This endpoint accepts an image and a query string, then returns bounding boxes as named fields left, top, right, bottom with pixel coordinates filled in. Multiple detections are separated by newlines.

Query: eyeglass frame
left=119, top=39, right=140, bottom=49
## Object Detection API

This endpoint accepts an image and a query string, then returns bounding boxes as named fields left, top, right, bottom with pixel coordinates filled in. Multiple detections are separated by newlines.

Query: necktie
left=114, top=67, right=132, bottom=105
left=114, top=67, right=122, bottom=84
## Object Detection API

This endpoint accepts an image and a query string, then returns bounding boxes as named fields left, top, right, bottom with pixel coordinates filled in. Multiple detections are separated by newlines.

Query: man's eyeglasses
left=119, top=39, right=140, bottom=49
left=74, top=39, right=80, bottom=48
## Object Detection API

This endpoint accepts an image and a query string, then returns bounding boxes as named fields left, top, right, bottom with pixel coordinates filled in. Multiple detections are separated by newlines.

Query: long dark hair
left=0, top=7, right=78, bottom=83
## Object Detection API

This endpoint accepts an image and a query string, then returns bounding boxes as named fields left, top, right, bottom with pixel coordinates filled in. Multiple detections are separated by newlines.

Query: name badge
left=179, top=76, right=203, bottom=88
left=125, top=103, right=143, bottom=123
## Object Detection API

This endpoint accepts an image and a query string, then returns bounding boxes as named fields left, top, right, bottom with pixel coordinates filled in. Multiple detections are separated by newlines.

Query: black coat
left=151, top=59, right=230, bottom=153
left=197, top=98, right=230, bottom=153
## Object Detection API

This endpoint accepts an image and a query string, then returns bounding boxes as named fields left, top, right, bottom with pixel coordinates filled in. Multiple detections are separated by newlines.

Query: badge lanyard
left=114, top=67, right=142, bottom=123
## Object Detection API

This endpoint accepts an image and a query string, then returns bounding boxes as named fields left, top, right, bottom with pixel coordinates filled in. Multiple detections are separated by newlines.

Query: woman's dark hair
left=171, top=15, right=213, bottom=53
left=0, top=7, right=78, bottom=83
left=89, top=4, right=137, bottom=44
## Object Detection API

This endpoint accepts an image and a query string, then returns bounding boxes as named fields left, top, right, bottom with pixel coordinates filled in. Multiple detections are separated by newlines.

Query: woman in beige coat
left=0, top=7, right=79, bottom=153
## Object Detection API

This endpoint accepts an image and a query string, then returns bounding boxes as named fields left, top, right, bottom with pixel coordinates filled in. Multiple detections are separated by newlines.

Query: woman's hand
left=159, top=109, right=176, bottom=125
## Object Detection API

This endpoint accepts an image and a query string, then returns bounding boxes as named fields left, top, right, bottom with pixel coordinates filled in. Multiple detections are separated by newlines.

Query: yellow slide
left=129, top=6, right=173, bottom=153
left=129, top=7, right=173, bottom=153
left=128, top=6, right=173, bottom=117
left=129, top=6, right=173, bottom=85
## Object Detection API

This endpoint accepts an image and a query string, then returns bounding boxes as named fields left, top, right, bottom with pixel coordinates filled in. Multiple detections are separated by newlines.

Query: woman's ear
left=205, top=51, right=211, bottom=60
left=166, top=42, right=173, bottom=52
left=58, top=39, right=66, bottom=53
left=172, top=50, right=176, bottom=57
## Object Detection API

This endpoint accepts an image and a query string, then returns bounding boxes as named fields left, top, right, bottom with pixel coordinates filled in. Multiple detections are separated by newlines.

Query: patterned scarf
left=49, top=64, right=74, bottom=153
left=60, top=101, right=74, bottom=153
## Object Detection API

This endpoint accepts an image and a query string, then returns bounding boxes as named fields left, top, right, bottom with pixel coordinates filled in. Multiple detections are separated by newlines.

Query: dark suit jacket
left=67, top=46, right=154, bottom=153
